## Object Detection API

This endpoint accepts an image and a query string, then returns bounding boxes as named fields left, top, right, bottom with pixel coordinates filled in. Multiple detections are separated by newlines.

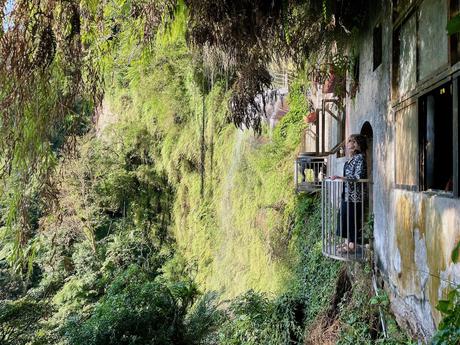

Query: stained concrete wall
left=334, top=0, right=460, bottom=342
left=418, top=0, right=449, bottom=81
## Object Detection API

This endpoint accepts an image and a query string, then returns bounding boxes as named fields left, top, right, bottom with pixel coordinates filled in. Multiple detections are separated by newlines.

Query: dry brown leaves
left=305, top=313, right=341, bottom=345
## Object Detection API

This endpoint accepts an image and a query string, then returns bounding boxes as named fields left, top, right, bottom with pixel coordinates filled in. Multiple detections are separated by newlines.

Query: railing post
left=327, top=180, right=330, bottom=256
left=294, top=159, right=298, bottom=191
left=333, top=180, right=337, bottom=256
left=361, top=182, right=365, bottom=259
left=321, top=180, right=325, bottom=254
left=353, top=182, right=362, bottom=259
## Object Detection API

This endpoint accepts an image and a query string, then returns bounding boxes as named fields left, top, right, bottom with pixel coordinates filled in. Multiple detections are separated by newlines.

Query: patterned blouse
left=343, top=153, right=367, bottom=202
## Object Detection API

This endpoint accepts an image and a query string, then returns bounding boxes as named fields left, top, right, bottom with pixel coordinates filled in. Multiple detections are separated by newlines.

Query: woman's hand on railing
left=325, top=177, right=370, bottom=182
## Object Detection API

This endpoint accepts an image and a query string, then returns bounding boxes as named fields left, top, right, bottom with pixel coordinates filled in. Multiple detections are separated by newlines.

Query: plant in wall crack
left=431, top=241, right=460, bottom=345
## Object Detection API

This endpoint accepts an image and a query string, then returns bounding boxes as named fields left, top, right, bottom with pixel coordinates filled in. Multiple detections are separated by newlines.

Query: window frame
left=417, top=79, right=460, bottom=197
left=453, top=76, right=460, bottom=196
left=450, top=0, right=460, bottom=66
left=392, top=0, right=452, bottom=102
left=393, top=75, right=460, bottom=197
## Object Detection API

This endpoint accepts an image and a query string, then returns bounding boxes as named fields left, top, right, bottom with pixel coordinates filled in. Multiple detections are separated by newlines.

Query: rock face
left=312, top=1, right=460, bottom=342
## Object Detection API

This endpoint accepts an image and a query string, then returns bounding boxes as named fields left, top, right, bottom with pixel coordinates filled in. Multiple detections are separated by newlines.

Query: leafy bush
left=215, top=290, right=303, bottom=345
left=0, top=298, right=49, bottom=345
left=432, top=243, right=460, bottom=345
left=432, top=288, right=460, bottom=345
left=65, top=265, right=221, bottom=345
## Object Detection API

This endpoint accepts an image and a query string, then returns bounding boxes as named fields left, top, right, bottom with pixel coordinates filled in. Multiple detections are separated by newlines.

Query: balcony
left=321, top=179, right=371, bottom=261
left=295, top=155, right=327, bottom=193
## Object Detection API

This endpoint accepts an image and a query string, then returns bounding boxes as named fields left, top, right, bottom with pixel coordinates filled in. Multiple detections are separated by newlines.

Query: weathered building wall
left=339, top=0, right=460, bottom=341
left=390, top=190, right=460, bottom=337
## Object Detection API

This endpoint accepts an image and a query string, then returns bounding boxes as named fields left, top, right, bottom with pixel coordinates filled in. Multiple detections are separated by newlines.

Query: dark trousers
left=336, top=201, right=363, bottom=243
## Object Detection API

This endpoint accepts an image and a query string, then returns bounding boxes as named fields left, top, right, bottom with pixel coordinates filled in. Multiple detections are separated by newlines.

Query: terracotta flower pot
left=323, top=71, right=336, bottom=93
left=305, top=111, right=317, bottom=124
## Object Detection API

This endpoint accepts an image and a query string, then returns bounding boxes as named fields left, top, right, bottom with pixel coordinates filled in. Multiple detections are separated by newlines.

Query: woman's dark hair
left=350, top=134, right=368, bottom=153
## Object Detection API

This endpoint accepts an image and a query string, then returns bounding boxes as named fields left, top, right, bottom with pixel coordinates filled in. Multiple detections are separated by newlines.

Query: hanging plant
left=319, top=54, right=351, bottom=98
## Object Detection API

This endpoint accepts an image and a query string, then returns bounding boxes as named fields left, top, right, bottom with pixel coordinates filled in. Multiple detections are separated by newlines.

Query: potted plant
left=305, top=110, right=317, bottom=124
left=323, top=66, right=336, bottom=93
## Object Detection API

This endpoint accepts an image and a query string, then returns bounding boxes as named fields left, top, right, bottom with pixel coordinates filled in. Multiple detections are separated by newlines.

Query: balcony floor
left=296, top=182, right=321, bottom=193
left=322, top=243, right=367, bottom=262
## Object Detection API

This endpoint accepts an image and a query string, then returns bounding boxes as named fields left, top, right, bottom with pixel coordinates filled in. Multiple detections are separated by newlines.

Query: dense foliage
left=0, top=0, right=369, bottom=267
left=0, top=1, right=417, bottom=344
left=185, top=0, right=368, bottom=132
left=431, top=247, right=460, bottom=345
left=0, top=0, right=102, bottom=272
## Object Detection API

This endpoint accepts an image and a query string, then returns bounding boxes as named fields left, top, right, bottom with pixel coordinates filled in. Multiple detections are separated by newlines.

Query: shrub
left=0, top=298, right=49, bottom=345
left=215, top=290, right=303, bottom=345
left=431, top=243, right=460, bottom=345
left=64, top=265, right=221, bottom=345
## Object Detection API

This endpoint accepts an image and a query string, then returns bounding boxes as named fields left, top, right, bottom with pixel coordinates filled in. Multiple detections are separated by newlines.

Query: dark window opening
left=350, top=55, right=360, bottom=97
left=419, top=83, right=454, bottom=192
left=353, top=55, right=360, bottom=81
left=373, top=24, right=382, bottom=70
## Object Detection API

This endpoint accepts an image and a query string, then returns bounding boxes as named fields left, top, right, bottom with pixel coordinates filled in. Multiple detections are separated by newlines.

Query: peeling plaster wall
left=339, top=1, right=460, bottom=342
left=390, top=191, right=460, bottom=338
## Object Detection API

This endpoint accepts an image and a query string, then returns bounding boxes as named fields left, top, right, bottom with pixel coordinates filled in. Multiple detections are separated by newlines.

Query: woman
left=331, top=134, right=368, bottom=253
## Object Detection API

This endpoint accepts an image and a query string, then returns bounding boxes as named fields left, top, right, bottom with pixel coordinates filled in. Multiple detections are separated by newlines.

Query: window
left=373, top=24, right=382, bottom=70
left=450, top=0, right=460, bottom=65
left=353, top=55, right=360, bottom=82
left=392, top=15, right=417, bottom=99
left=418, top=82, right=456, bottom=193
left=392, top=0, right=449, bottom=99
left=350, top=55, right=360, bottom=98
left=418, top=0, right=448, bottom=80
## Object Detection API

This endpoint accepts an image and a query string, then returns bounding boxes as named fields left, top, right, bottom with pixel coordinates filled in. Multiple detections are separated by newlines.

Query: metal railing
left=295, top=155, right=327, bottom=193
left=271, top=70, right=295, bottom=90
left=321, top=179, right=371, bottom=261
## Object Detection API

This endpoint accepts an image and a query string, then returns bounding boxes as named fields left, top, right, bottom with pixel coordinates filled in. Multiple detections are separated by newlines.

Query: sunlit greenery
left=0, top=1, right=417, bottom=344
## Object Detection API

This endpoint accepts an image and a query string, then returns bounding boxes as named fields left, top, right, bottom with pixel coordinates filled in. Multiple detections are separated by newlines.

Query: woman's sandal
left=335, top=243, right=349, bottom=254
left=345, top=245, right=356, bottom=254
left=336, top=243, right=356, bottom=254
